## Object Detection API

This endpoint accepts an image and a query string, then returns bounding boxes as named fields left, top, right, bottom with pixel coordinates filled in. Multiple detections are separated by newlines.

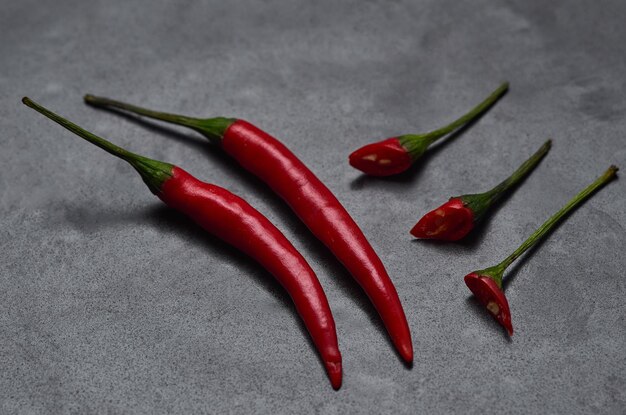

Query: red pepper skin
left=410, top=198, right=474, bottom=241
left=158, top=166, right=343, bottom=388
left=223, top=121, right=414, bottom=363
left=464, top=273, right=513, bottom=336
left=348, top=138, right=412, bottom=177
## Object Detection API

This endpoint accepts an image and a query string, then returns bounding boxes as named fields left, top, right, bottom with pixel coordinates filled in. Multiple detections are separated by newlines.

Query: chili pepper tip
left=396, top=341, right=413, bottom=364
left=325, top=361, right=342, bottom=390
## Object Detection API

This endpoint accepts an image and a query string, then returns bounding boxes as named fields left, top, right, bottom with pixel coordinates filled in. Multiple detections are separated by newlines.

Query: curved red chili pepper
left=83, top=95, right=414, bottom=364
left=223, top=121, right=413, bottom=363
left=22, top=97, right=343, bottom=390
left=411, top=140, right=551, bottom=241
left=349, top=82, right=509, bottom=177
left=465, top=165, right=618, bottom=336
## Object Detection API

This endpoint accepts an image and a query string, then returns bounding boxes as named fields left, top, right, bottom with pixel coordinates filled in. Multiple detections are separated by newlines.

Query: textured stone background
left=1, top=0, right=625, bottom=413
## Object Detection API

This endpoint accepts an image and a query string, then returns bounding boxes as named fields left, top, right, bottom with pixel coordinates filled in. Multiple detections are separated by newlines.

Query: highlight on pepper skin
left=464, top=273, right=513, bottom=336
left=348, top=137, right=412, bottom=176
left=410, top=198, right=475, bottom=241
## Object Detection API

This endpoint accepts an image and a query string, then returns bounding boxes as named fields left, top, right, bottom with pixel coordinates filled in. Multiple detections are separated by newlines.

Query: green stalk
left=484, top=140, right=552, bottom=203
left=398, top=82, right=509, bottom=159
left=463, top=140, right=552, bottom=220
left=496, top=165, right=618, bottom=272
left=84, top=94, right=235, bottom=142
left=22, top=97, right=173, bottom=194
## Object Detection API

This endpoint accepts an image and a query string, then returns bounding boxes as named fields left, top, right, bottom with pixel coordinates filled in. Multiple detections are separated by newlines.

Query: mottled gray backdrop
left=1, top=0, right=625, bottom=413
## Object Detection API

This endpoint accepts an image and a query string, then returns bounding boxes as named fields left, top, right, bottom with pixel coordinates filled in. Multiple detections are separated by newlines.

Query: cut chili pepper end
left=348, top=137, right=412, bottom=176
left=410, top=198, right=474, bottom=241
left=464, top=273, right=513, bottom=336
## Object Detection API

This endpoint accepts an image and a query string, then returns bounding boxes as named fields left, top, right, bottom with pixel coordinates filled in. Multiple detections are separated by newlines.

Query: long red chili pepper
left=83, top=95, right=414, bottom=363
left=465, top=165, right=618, bottom=335
left=22, top=97, right=343, bottom=390
left=411, top=140, right=552, bottom=241
left=348, top=82, right=509, bottom=177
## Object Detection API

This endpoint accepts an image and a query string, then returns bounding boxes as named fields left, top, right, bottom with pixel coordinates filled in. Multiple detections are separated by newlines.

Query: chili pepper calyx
left=397, top=134, right=432, bottom=160
left=128, top=157, right=174, bottom=195
left=348, top=137, right=412, bottom=176
left=410, top=197, right=474, bottom=241
left=194, top=117, right=237, bottom=142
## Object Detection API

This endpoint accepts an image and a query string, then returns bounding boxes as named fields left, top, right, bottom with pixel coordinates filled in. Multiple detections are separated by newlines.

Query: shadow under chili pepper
left=349, top=108, right=493, bottom=190
left=60, top=201, right=338, bottom=380
left=144, top=204, right=323, bottom=359
left=92, top=107, right=407, bottom=365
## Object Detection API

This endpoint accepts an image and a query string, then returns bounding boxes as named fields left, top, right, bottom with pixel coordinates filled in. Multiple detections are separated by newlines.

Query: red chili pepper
left=83, top=95, right=414, bottom=363
left=411, top=140, right=552, bottom=241
left=22, top=98, right=343, bottom=390
left=465, top=165, right=618, bottom=335
left=464, top=273, right=512, bottom=335
left=349, top=82, right=509, bottom=177
left=348, top=138, right=412, bottom=177
left=411, top=198, right=475, bottom=241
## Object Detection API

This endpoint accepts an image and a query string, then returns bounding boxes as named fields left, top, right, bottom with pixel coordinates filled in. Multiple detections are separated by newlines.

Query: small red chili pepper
left=22, top=97, right=343, bottom=390
left=83, top=95, right=414, bottom=364
left=465, top=165, right=618, bottom=335
left=411, top=140, right=552, bottom=241
left=349, top=82, right=509, bottom=177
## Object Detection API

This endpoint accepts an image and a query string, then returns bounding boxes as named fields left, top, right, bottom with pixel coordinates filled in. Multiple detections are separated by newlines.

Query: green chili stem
left=484, top=140, right=552, bottom=203
left=22, top=97, right=173, bottom=194
left=496, top=165, right=618, bottom=271
left=460, top=140, right=551, bottom=221
left=422, top=82, right=509, bottom=145
left=84, top=94, right=203, bottom=128
left=83, top=94, right=235, bottom=141
left=23, top=97, right=139, bottom=162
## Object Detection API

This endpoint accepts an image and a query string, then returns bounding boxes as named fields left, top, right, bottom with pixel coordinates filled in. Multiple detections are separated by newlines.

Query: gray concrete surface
left=1, top=0, right=625, bottom=413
